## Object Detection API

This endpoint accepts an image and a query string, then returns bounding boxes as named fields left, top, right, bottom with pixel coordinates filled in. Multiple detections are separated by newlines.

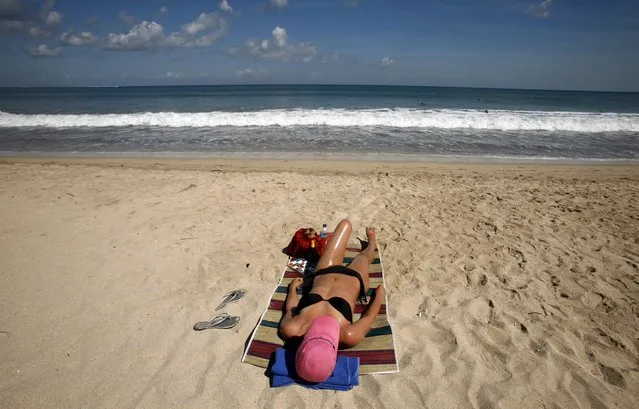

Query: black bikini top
left=295, top=293, right=354, bottom=323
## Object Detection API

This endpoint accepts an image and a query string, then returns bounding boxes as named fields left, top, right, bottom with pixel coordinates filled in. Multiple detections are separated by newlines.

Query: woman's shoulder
left=280, top=316, right=304, bottom=339
left=339, top=324, right=361, bottom=348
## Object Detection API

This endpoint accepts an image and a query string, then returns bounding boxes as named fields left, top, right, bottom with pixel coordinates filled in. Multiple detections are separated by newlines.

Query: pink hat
left=295, top=315, right=340, bottom=383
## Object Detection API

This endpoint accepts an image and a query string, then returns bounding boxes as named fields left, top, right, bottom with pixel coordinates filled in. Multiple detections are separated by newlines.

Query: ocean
left=1, top=85, right=638, bottom=161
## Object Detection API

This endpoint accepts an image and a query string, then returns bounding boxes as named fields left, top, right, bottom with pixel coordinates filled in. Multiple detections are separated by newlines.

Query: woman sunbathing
left=279, top=219, right=386, bottom=382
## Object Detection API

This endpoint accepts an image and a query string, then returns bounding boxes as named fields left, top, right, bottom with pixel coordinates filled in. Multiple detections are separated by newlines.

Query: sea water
left=0, top=85, right=637, bottom=161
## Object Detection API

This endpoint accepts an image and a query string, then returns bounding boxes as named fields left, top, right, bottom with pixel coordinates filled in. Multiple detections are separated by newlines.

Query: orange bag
left=283, top=228, right=328, bottom=262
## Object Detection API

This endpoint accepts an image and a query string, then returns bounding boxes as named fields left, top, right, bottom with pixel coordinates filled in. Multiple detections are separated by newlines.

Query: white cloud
left=103, top=21, right=165, bottom=50
left=174, top=13, right=228, bottom=47
left=268, top=0, right=288, bottom=9
left=229, top=26, right=317, bottom=62
left=527, top=0, right=552, bottom=19
left=44, top=10, right=61, bottom=25
left=61, top=30, right=96, bottom=46
left=118, top=10, right=135, bottom=26
left=182, top=12, right=223, bottom=35
left=234, top=68, right=267, bottom=78
left=2, top=0, right=60, bottom=35
left=0, top=0, right=65, bottom=35
left=38, top=1, right=61, bottom=25
left=219, top=0, right=233, bottom=13
left=162, top=71, right=184, bottom=79
left=103, top=13, right=228, bottom=51
left=272, top=26, right=286, bottom=47
left=380, top=57, right=394, bottom=67
left=235, top=68, right=254, bottom=77
left=29, top=44, right=60, bottom=57
left=162, top=31, right=189, bottom=47
left=160, top=6, right=169, bottom=15
left=190, top=28, right=227, bottom=47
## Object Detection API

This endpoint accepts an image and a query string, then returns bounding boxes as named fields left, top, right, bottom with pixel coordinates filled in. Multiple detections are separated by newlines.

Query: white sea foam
left=1, top=109, right=638, bottom=132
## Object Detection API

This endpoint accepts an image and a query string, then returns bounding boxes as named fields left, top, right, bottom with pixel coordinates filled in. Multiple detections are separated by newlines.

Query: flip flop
left=215, top=289, right=246, bottom=311
left=193, top=312, right=228, bottom=331
left=356, top=236, right=369, bottom=251
left=193, top=313, right=240, bottom=331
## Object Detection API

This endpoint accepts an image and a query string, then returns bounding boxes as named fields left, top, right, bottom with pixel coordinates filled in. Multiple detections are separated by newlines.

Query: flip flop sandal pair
left=193, top=289, right=246, bottom=331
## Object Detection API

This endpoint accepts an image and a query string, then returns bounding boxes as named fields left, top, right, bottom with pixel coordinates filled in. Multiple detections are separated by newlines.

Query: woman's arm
left=279, top=277, right=303, bottom=339
left=342, top=285, right=386, bottom=347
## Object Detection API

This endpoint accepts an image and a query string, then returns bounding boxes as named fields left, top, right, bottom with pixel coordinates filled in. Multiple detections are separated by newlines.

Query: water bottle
left=319, top=224, right=328, bottom=239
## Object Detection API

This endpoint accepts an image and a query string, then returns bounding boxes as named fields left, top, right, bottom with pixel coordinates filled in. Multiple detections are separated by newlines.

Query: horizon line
left=0, top=83, right=638, bottom=94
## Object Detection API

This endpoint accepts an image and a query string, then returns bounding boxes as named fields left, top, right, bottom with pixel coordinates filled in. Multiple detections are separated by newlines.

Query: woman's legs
left=344, top=227, right=376, bottom=291
left=316, top=219, right=352, bottom=271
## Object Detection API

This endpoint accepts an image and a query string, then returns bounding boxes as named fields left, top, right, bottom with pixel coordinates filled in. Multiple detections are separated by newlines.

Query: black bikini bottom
left=296, top=265, right=368, bottom=323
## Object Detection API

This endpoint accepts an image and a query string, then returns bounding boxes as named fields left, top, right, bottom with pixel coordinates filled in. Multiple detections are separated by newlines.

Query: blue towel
left=270, top=348, right=360, bottom=391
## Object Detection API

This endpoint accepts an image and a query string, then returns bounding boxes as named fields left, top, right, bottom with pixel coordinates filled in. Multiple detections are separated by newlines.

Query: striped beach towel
left=242, top=245, right=399, bottom=375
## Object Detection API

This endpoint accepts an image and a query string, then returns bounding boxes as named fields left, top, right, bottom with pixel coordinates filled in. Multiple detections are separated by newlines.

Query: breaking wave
left=1, top=108, right=638, bottom=133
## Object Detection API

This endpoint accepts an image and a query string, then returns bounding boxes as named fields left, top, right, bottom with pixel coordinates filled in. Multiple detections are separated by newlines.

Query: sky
left=0, top=0, right=638, bottom=91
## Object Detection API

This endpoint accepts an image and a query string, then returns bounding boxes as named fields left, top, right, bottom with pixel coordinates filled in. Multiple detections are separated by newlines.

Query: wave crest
left=1, top=108, right=638, bottom=132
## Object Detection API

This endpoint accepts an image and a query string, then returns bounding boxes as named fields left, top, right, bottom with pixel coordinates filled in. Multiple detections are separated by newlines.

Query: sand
left=0, top=157, right=638, bottom=409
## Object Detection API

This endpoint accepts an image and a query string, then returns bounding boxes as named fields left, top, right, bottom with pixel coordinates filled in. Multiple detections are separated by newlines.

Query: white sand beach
left=0, top=157, right=637, bottom=409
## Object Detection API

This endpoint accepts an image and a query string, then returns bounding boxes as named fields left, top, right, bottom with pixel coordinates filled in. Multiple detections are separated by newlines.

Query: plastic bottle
left=319, top=224, right=328, bottom=239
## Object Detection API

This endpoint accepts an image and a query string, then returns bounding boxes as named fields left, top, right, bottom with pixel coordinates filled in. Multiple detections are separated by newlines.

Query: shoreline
left=1, top=154, right=638, bottom=176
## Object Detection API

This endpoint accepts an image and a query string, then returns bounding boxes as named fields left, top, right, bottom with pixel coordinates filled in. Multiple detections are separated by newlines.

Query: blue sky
left=0, top=0, right=638, bottom=90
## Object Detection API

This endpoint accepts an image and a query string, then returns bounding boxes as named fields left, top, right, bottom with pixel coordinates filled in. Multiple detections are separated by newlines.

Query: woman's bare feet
left=363, top=227, right=377, bottom=258
left=366, top=227, right=376, bottom=244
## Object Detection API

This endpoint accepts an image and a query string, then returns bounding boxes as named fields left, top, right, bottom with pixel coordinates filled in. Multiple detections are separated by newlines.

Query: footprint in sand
left=467, top=297, right=493, bottom=324
left=580, top=291, right=604, bottom=309
left=466, top=269, right=488, bottom=287
left=599, top=364, right=626, bottom=388
left=416, top=297, right=441, bottom=319
left=389, top=377, right=428, bottom=408
left=530, top=340, right=548, bottom=357
left=354, top=376, right=383, bottom=409
left=594, top=328, right=628, bottom=351
left=428, top=321, right=459, bottom=359
left=564, top=371, right=610, bottom=409
left=507, top=247, right=527, bottom=268
left=473, top=220, right=498, bottom=239
left=258, top=385, right=305, bottom=409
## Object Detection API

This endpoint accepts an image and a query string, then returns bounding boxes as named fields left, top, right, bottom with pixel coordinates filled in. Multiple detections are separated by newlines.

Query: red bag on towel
left=283, top=228, right=328, bottom=262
